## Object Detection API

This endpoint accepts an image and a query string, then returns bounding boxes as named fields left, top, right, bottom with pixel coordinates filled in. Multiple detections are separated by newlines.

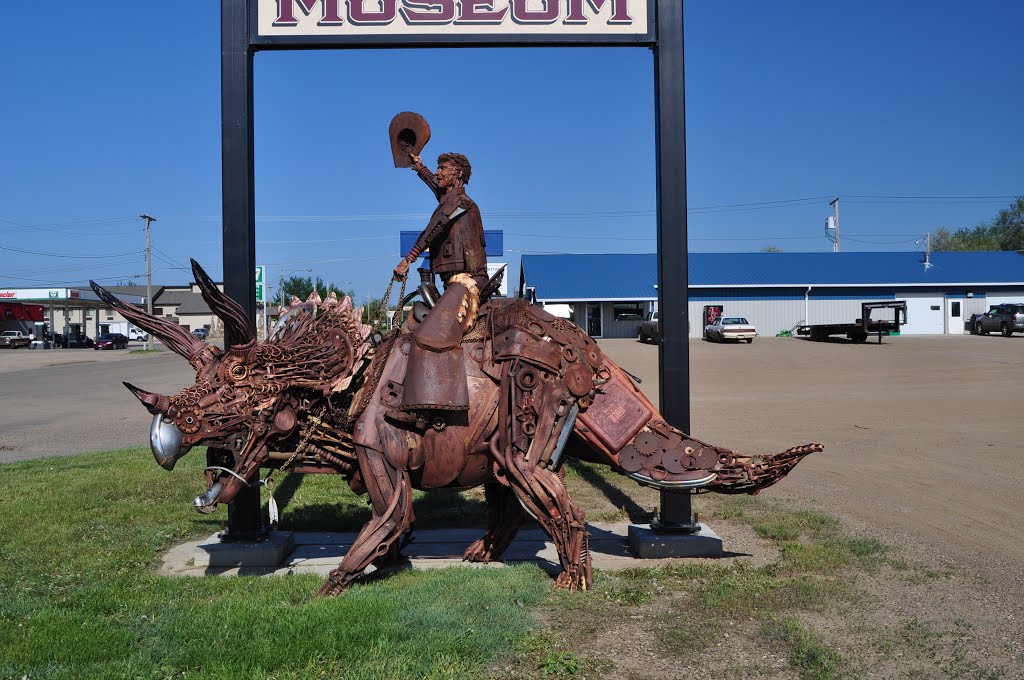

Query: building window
left=106, top=307, right=114, bottom=320
left=153, top=307, right=163, bottom=316
left=612, top=302, right=644, bottom=321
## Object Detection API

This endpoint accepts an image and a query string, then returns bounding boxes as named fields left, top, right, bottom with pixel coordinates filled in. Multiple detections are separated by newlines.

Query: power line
left=0, top=216, right=139, bottom=234
left=152, top=246, right=190, bottom=271
left=0, top=243, right=144, bottom=258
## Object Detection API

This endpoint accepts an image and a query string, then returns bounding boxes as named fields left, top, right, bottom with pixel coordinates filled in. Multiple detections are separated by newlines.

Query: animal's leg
left=464, top=481, right=528, bottom=563
left=505, top=462, right=592, bottom=591
left=315, top=446, right=413, bottom=596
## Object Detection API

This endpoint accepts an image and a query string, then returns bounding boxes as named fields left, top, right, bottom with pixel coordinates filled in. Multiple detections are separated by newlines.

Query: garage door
left=897, top=292, right=944, bottom=334
left=985, top=292, right=1024, bottom=307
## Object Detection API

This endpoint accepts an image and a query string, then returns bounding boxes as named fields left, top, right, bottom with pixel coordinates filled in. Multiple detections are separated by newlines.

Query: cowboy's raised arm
left=410, top=153, right=442, bottom=201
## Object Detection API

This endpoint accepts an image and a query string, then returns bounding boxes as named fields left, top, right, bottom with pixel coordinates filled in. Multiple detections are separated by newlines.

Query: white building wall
left=806, top=299, right=869, bottom=327
left=688, top=298, right=805, bottom=338
left=964, top=296, right=992, bottom=318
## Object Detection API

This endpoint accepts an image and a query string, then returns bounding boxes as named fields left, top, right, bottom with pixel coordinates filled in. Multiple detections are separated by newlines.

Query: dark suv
left=968, top=303, right=1024, bottom=337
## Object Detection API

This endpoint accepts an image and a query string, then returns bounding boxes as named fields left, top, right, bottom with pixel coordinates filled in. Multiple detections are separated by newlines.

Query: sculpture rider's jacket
left=407, top=166, right=487, bottom=285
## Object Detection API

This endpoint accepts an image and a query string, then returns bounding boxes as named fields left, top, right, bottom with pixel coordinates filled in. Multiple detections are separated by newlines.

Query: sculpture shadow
left=567, top=459, right=653, bottom=524
left=276, top=484, right=490, bottom=533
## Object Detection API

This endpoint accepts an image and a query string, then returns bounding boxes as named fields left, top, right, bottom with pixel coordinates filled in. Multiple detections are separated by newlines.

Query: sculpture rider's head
left=436, top=152, right=471, bottom=191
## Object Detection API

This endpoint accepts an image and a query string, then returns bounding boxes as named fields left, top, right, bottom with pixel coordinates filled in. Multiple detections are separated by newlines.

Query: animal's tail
left=574, top=361, right=822, bottom=495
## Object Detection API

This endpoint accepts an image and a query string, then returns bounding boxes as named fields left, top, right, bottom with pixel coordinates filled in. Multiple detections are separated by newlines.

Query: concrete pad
left=627, top=523, right=724, bottom=558
left=193, top=531, right=295, bottom=568
left=162, top=523, right=734, bottom=578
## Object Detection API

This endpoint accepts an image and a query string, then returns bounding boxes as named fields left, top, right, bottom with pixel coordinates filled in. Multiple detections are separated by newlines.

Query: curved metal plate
left=662, top=448, right=687, bottom=474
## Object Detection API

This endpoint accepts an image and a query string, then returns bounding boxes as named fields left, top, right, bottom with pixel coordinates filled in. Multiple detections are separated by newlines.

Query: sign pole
left=653, top=0, right=697, bottom=532
left=218, top=0, right=264, bottom=541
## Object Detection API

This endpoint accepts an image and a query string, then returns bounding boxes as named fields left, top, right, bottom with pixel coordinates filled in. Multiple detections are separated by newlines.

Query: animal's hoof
left=314, top=575, right=348, bottom=597
left=553, top=570, right=587, bottom=591
left=463, top=539, right=494, bottom=563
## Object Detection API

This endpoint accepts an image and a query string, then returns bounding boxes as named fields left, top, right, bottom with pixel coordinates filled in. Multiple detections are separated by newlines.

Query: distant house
left=521, top=251, right=1024, bottom=338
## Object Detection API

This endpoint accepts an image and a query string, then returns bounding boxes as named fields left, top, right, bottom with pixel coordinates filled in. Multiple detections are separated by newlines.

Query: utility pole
left=140, top=214, right=157, bottom=350
left=829, top=197, right=841, bottom=253
left=265, top=283, right=273, bottom=339
left=925, top=232, right=932, bottom=269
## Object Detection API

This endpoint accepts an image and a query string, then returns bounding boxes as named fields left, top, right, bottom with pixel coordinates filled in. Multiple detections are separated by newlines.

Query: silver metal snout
left=193, top=482, right=223, bottom=513
left=150, top=413, right=192, bottom=471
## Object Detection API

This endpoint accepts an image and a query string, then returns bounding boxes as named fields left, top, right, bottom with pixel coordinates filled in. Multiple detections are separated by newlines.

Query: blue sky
left=1, top=1, right=1021, bottom=303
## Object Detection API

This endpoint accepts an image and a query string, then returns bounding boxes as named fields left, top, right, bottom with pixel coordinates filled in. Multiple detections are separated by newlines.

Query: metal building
left=520, top=252, right=1024, bottom=338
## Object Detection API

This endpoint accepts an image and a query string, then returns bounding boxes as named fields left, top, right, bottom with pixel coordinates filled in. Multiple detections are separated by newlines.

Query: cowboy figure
left=392, top=152, right=487, bottom=420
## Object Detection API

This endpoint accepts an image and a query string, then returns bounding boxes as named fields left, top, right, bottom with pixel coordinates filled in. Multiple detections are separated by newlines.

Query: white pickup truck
left=0, top=330, right=31, bottom=349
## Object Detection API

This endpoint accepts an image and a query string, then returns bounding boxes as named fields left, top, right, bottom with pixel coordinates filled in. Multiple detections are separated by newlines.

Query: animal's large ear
left=90, top=280, right=211, bottom=364
left=191, top=259, right=255, bottom=346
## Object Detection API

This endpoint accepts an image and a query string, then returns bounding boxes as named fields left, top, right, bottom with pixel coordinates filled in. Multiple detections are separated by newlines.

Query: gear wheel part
left=633, top=431, right=662, bottom=457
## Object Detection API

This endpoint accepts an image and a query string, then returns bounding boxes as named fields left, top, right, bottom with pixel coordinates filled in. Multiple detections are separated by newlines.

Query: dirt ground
left=597, top=334, right=1023, bottom=677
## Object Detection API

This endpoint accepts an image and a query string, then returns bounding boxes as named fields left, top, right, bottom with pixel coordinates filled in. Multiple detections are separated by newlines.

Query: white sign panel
left=257, top=0, right=651, bottom=39
left=487, top=262, right=509, bottom=297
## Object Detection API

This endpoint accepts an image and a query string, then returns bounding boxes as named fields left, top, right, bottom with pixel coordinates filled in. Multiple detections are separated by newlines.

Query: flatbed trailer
left=796, top=301, right=908, bottom=343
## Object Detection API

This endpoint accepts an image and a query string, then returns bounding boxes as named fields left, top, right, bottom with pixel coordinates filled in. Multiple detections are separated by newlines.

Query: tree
left=362, top=296, right=391, bottom=331
left=933, top=196, right=1024, bottom=252
left=760, top=245, right=784, bottom=253
left=274, top=275, right=354, bottom=306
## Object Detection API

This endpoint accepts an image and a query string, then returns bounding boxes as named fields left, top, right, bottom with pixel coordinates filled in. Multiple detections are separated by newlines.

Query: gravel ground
left=599, top=334, right=1023, bottom=677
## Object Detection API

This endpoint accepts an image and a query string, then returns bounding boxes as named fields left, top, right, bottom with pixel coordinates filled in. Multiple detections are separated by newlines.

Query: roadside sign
left=255, top=265, right=266, bottom=303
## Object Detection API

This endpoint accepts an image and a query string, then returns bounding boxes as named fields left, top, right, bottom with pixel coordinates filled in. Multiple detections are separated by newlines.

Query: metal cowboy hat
left=389, top=111, right=431, bottom=168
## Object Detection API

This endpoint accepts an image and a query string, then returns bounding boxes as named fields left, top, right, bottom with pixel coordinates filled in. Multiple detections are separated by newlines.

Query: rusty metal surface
left=101, top=265, right=822, bottom=596
left=95, top=117, right=820, bottom=596
left=578, top=368, right=653, bottom=452
left=389, top=111, right=430, bottom=168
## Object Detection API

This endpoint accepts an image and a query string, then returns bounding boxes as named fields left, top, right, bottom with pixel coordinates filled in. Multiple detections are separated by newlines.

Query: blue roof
left=522, top=252, right=1024, bottom=300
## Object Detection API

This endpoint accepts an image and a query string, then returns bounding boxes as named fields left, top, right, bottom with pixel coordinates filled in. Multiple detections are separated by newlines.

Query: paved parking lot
left=0, top=346, right=195, bottom=460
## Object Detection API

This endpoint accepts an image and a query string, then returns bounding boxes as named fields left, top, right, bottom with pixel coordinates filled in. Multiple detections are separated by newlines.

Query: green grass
left=763, top=617, right=845, bottom=680
left=0, top=449, right=548, bottom=679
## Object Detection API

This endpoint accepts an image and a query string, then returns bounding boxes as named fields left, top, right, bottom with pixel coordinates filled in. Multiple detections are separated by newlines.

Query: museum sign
left=257, top=0, right=653, bottom=41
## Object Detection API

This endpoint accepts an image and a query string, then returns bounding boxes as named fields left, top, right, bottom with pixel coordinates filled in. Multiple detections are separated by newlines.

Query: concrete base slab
left=194, top=531, right=294, bottom=568
left=162, top=522, right=739, bottom=578
left=627, top=523, right=724, bottom=558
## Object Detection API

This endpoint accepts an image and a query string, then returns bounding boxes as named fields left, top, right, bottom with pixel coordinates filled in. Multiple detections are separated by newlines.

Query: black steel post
left=218, top=0, right=264, bottom=541
left=653, top=0, right=698, bottom=533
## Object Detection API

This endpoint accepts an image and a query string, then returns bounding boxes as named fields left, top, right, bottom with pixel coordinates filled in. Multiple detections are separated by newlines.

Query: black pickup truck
left=967, top=303, right=1024, bottom=337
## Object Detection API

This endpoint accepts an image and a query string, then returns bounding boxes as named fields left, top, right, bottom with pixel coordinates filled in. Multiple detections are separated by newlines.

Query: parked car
left=191, top=328, right=210, bottom=340
left=968, top=303, right=1024, bottom=337
left=639, top=311, right=660, bottom=343
left=55, top=333, right=93, bottom=348
left=0, top=330, right=31, bottom=349
left=95, top=333, right=129, bottom=350
left=705, top=317, right=758, bottom=343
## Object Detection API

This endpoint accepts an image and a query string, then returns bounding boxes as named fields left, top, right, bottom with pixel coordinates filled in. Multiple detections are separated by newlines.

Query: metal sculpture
left=92, top=260, right=821, bottom=596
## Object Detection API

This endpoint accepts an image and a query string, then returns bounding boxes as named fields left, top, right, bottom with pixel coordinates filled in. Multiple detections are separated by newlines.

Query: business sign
left=400, top=230, right=503, bottom=258
left=255, top=265, right=266, bottom=303
left=255, top=0, right=653, bottom=43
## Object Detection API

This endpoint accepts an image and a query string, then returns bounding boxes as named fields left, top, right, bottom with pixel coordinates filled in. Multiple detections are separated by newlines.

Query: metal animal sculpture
left=92, top=261, right=821, bottom=595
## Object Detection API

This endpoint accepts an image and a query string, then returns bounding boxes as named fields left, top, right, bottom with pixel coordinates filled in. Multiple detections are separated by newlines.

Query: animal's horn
left=124, top=382, right=170, bottom=415
left=190, top=259, right=255, bottom=345
left=90, top=280, right=207, bottom=361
